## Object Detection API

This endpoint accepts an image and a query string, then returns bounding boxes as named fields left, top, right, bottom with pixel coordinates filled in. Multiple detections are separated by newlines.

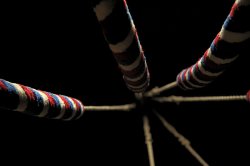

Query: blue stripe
left=31, top=88, right=44, bottom=107
left=1, top=79, right=17, bottom=94
left=48, top=93, right=61, bottom=109
left=223, top=16, right=232, bottom=30
left=62, top=95, right=74, bottom=110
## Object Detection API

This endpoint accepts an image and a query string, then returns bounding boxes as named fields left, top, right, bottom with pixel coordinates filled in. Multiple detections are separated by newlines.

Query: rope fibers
left=0, top=79, right=84, bottom=120
left=176, top=0, right=250, bottom=90
left=93, top=0, right=150, bottom=92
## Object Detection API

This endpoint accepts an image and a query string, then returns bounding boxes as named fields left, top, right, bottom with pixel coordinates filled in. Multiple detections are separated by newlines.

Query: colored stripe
left=0, top=79, right=20, bottom=110
left=52, top=94, right=66, bottom=119
left=99, top=0, right=131, bottom=44
left=0, top=79, right=84, bottom=120
left=247, top=90, right=250, bottom=103
left=0, top=80, right=8, bottom=91
left=37, top=90, right=50, bottom=118
left=60, top=95, right=75, bottom=120
left=1, top=80, right=17, bottom=94
left=176, top=0, right=249, bottom=90
left=63, top=97, right=77, bottom=121
left=74, top=99, right=85, bottom=120
left=220, top=28, right=250, bottom=43
left=12, top=83, right=28, bottom=112
left=109, top=27, right=135, bottom=53
left=94, top=0, right=150, bottom=92
left=94, top=0, right=115, bottom=21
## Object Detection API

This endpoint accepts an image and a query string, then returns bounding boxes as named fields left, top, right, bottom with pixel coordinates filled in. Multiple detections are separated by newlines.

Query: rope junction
left=0, top=0, right=249, bottom=165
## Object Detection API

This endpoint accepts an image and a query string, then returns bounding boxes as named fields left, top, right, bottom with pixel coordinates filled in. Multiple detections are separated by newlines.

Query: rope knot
left=178, top=136, right=190, bottom=146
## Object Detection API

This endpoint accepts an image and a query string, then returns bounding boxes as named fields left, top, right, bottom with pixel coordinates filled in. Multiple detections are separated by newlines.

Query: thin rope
left=153, top=95, right=247, bottom=104
left=143, top=115, right=156, bottom=166
left=84, top=103, right=136, bottom=111
left=145, top=81, right=177, bottom=97
left=153, top=110, right=209, bottom=166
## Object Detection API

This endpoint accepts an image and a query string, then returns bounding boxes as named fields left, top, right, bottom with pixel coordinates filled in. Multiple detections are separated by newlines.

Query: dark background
left=0, top=0, right=249, bottom=165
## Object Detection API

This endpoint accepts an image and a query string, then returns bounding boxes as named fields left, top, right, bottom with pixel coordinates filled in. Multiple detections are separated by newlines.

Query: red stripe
left=182, top=69, right=188, bottom=81
left=177, top=72, right=182, bottom=82
left=195, top=63, right=200, bottom=73
left=213, top=33, right=220, bottom=46
left=123, top=0, right=127, bottom=8
left=229, top=3, right=238, bottom=17
left=204, top=49, right=209, bottom=58
left=59, top=95, right=71, bottom=110
left=43, top=91, right=56, bottom=107
left=247, top=90, right=250, bottom=103
left=20, top=85, right=35, bottom=101
left=71, top=98, right=80, bottom=111
left=0, top=80, right=7, bottom=91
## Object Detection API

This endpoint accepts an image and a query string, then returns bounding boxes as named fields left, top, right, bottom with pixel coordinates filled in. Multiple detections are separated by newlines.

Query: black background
left=0, top=0, right=249, bottom=165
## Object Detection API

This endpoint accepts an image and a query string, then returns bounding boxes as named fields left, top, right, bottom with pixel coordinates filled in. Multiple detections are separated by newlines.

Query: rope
left=153, top=110, right=209, bottom=166
left=153, top=94, right=248, bottom=104
left=0, top=79, right=84, bottom=120
left=93, top=0, right=150, bottom=93
left=143, top=115, right=156, bottom=166
left=144, top=81, right=177, bottom=97
left=84, top=103, right=136, bottom=111
left=176, top=0, right=250, bottom=90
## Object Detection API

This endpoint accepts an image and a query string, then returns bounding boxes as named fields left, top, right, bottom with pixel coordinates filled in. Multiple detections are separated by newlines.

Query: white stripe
left=179, top=70, right=192, bottom=90
left=64, top=97, right=77, bottom=121
left=124, top=62, right=147, bottom=82
left=54, top=95, right=66, bottom=119
left=191, top=65, right=211, bottom=84
left=109, top=28, right=135, bottom=53
left=94, top=0, right=115, bottom=21
left=37, top=91, right=50, bottom=118
left=12, top=83, right=28, bottom=112
left=220, top=28, right=250, bottom=43
left=236, top=0, right=250, bottom=6
left=197, top=58, right=223, bottom=77
left=75, top=100, right=84, bottom=120
left=126, top=76, right=149, bottom=90
left=207, top=48, right=238, bottom=65
left=184, top=70, right=203, bottom=88
left=119, top=52, right=142, bottom=71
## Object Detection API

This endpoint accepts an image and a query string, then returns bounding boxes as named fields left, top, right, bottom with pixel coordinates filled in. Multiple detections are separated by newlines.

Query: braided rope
left=153, top=110, right=209, bottom=166
left=93, top=0, right=150, bottom=93
left=0, top=1, right=248, bottom=165
left=0, top=79, right=84, bottom=120
left=176, top=0, right=250, bottom=90
left=143, top=115, right=156, bottom=166
left=153, top=91, right=249, bottom=104
left=84, top=103, right=136, bottom=111
left=145, top=81, right=177, bottom=97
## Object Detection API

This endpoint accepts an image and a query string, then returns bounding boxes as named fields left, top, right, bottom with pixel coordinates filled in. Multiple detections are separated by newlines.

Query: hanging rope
left=93, top=0, right=150, bottom=93
left=153, top=110, right=209, bottom=166
left=0, top=79, right=84, bottom=120
left=176, top=0, right=250, bottom=90
left=153, top=90, right=249, bottom=104
left=143, top=115, right=156, bottom=166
